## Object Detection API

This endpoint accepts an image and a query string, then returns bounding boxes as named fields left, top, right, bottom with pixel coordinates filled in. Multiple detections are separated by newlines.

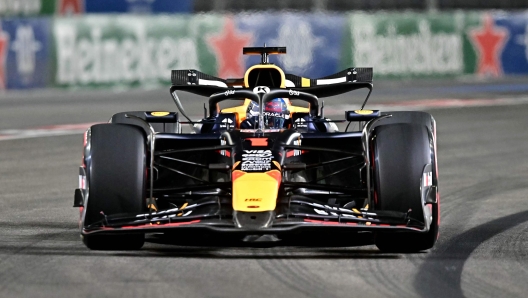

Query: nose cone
left=232, top=170, right=281, bottom=212
left=233, top=211, right=275, bottom=229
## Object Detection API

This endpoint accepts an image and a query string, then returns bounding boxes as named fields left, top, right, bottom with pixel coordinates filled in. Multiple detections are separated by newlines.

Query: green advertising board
left=0, top=0, right=44, bottom=16
left=345, top=12, right=471, bottom=78
left=53, top=15, right=224, bottom=88
left=0, top=0, right=58, bottom=16
left=461, top=11, right=484, bottom=75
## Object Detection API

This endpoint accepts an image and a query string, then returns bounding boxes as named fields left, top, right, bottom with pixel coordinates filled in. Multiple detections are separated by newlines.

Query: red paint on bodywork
left=247, top=138, right=268, bottom=146
left=121, top=220, right=201, bottom=229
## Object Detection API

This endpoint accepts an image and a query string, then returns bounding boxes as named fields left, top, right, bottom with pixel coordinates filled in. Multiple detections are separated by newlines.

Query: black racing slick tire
left=372, top=123, right=439, bottom=253
left=82, top=124, right=147, bottom=250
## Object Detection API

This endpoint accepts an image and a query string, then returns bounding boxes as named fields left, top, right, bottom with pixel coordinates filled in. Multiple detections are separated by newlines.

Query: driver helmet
left=263, top=98, right=289, bottom=129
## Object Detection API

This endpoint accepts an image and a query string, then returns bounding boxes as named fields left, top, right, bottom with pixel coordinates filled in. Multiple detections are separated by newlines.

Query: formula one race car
left=74, top=47, right=440, bottom=252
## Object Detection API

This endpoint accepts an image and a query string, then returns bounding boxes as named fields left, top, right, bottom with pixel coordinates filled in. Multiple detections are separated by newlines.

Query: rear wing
left=285, top=68, right=373, bottom=106
left=171, top=68, right=372, bottom=87
left=170, top=67, right=373, bottom=109
left=171, top=69, right=228, bottom=88
left=285, top=67, right=373, bottom=87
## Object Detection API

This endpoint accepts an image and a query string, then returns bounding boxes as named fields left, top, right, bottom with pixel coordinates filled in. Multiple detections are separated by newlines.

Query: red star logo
left=0, top=26, right=9, bottom=90
left=207, top=18, right=252, bottom=78
left=469, top=14, right=508, bottom=77
left=57, top=0, right=84, bottom=15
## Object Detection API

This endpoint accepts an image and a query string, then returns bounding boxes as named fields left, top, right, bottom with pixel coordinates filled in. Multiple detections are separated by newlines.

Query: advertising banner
left=346, top=12, right=467, bottom=78
left=0, top=17, right=50, bottom=89
left=53, top=14, right=223, bottom=88
left=0, top=0, right=83, bottom=16
left=236, top=13, right=345, bottom=78
left=52, top=13, right=346, bottom=88
left=4, top=11, right=524, bottom=90
left=463, top=12, right=508, bottom=77
left=0, top=0, right=43, bottom=16
left=493, top=12, right=528, bottom=75
left=345, top=11, right=528, bottom=78
left=0, top=0, right=193, bottom=16
left=85, top=0, right=192, bottom=14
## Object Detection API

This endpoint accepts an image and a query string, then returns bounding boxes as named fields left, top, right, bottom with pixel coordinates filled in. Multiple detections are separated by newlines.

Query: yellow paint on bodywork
left=285, top=98, right=310, bottom=115
left=232, top=170, right=281, bottom=212
left=244, top=64, right=286, bottom=88
left=177, top=202, right=188, bottom=216
left=221, top=99, right=252, bottom=124
left=220, top=63, right=309, bottom=126
left=354, top=110, right=374, bottom=115
left=151, top=111, right=170, bottom=117
left=289, top=106, right=310, bottom=114
left=221, top=98, right=309, bottom=127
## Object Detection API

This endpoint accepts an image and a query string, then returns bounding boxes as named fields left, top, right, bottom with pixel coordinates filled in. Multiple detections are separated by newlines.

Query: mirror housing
left=345, top=110, right=380, bottom=121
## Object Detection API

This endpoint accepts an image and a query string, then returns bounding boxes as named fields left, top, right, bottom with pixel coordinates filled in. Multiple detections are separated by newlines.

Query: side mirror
left=345, top=110, right=380, bottom=121
left=144, top=111, right=179, bottom=123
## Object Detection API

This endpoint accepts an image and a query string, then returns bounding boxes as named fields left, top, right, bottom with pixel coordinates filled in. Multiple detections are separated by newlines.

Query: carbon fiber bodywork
left=76, top=48, right=439, bottom=249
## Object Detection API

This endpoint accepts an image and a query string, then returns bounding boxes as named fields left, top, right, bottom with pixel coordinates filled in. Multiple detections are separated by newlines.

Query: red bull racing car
left=74, top=47, right=440, bottom=252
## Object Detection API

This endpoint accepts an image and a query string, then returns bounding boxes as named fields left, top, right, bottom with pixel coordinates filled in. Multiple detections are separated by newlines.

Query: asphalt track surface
left=1, top=78, right=527, bottom=297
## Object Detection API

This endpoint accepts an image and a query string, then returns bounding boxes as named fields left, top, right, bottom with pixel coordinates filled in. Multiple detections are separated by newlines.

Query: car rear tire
left=82, top=124, right=147, bottom=250
left=372, top=123, right=439, bottom=253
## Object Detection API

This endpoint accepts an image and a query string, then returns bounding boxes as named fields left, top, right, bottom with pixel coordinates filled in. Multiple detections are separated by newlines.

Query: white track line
left=0, top=123, right=98, bottom=141
left=2, top=97, right=528, bottom=141
left=325, top=97, right=528, bottom=114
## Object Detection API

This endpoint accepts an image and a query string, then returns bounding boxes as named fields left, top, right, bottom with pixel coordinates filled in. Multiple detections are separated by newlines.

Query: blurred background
left=0, top=0, right=527, bottom=90
left=1, top=3, right=528, bottom=297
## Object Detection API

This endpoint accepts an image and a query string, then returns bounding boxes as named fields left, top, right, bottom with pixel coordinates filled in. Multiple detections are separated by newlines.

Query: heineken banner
left=0, top=0, right=85, bottom=16
left=345, top=11, right=528, bottom=78
left=4, top=11, right=528, bottom=90
left=0, top=0, right=43, bottom=16
left=346, top=12, right=466, bottom=77
left=53, top=15, right=223, bottom=87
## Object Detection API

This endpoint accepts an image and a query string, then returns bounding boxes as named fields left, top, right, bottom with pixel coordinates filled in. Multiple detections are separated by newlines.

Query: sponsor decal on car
left=78, top=174, right=86, bottom=189
left=219, top=138, right=230, bottom=157
left=246, top=138, right=268, bottom=147
left=241, top=149, right=272, bottom=171
left=263, top=111, right=286, bottom=118
left=288, top=89, right=300, bottom=96
left=253, top=86, right=270, bottom=93
left=294, top=117, right=307, bottom=128
left=286, top=139, right=303, bottom=157
left=423, top=171, right=433, bottom=187
left=245, top=198, right=262, bottom=202
left=219, top=117, right=234, bottom=129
